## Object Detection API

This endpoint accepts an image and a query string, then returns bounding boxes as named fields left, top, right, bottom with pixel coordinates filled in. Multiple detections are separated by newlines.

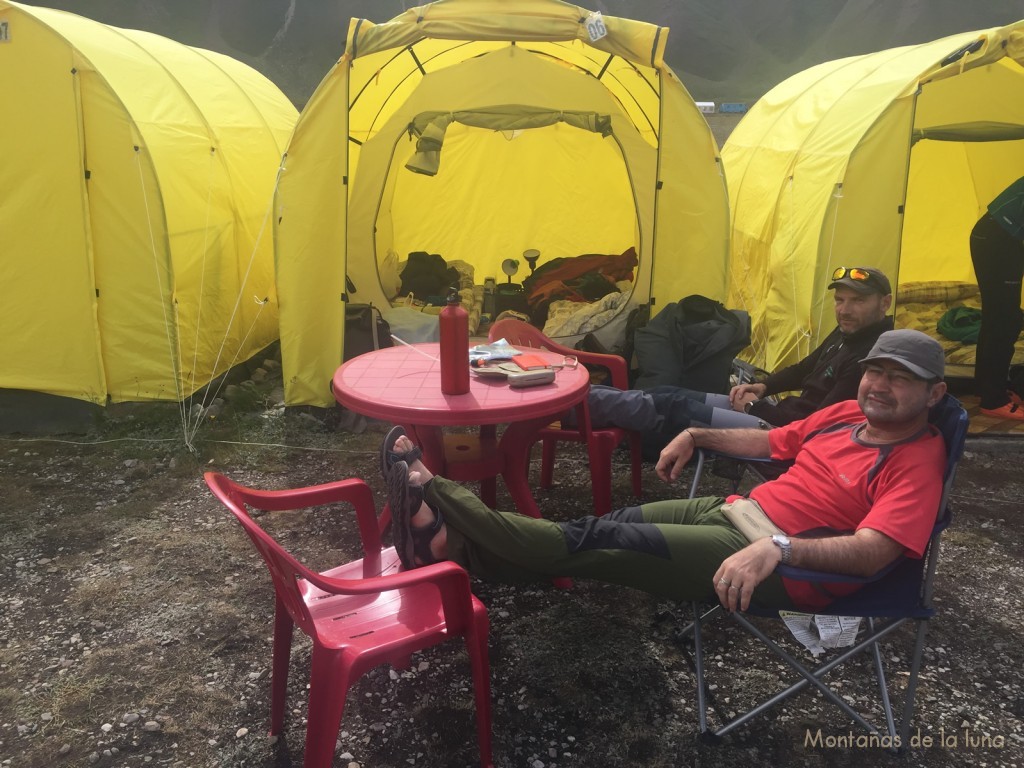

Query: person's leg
left=693, top=391, right=772, bottom=429
left=702, top=392, right=732, bottom=409
left=582, top=384, right=760, bottom=447
left=637, top=388, right=769, bottom=459
left=579, top=385, right=664, bottom=430
left=424, top=477, right=792, bottom=609
left=635, top=386, right=713, bottom=459
left=645, top=387, right=766, bottom=430
left=644, top=385, right=714, bottom=429
left=971, top=214, right=1024, bottom=410
left=648, top=386, right=740, bottom=412
left=707, top=407, right=771, bottom=430
left=604, top=501, right=791, bottom=608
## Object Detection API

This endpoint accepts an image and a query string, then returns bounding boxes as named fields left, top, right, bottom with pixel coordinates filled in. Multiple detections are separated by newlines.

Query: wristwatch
left=771, top=534, right=792, bottom=565
left=743, top=399, right=757, bottom=414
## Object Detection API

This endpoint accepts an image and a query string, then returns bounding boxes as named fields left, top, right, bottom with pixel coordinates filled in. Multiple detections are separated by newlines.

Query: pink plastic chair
left=204, top=473, right=493, bottom=768
left=488, top=318, right=643, bottom=516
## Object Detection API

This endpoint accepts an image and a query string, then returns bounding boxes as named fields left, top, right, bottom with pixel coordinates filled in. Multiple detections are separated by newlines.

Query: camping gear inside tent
left=274, top=0, right=729, bottom=407
left=0, top=1, right=298, bottom=406
left=723, top=20, right=1024, bottom=379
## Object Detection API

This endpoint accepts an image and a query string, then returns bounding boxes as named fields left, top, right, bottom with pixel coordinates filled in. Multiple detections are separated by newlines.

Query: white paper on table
left=469, top=339, right=520, bottom=362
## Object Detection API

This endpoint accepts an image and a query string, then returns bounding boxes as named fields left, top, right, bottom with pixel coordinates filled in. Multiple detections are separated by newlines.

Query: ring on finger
left=718, top=578, right=731, bottom=586
left=728, top=585, right=740, bottom=591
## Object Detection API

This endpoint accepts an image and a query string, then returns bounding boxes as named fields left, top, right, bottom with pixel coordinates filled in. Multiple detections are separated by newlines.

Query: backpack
left=633, top=295, right=751, bottom=394
left=344, top=304, right=393, bottom=361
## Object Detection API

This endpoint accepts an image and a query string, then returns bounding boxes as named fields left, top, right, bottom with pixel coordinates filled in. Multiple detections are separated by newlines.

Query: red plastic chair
left=204, top=473, right=493, bottom=768
left=488, top=318, right=643, bottom=516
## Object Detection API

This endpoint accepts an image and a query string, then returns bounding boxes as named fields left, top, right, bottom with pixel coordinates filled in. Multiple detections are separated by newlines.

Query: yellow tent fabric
left=0, top=1, right=297, bottom=404
left=275, top=0, right=729, bottom=406
left=724, top=20, right=1024, bottom=372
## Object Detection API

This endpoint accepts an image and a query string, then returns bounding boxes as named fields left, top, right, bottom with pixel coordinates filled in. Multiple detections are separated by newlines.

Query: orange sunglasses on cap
left=831, top=266, right=872, bottom=282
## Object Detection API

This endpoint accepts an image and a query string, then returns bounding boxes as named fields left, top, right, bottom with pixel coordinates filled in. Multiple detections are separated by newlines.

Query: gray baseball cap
left=828, top=266, right=892, bottom=295
left=860, top=329, right=945, bottom=380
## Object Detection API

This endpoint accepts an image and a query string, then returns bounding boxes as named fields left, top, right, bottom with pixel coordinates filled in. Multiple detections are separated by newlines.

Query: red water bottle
left=439, top=286, right=470, bottom=394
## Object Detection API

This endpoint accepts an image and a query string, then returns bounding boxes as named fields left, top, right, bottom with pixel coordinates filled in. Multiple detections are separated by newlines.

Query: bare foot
left=405, top=465, right=446, bottom=562
left=394, top=435, right=434, bottom=482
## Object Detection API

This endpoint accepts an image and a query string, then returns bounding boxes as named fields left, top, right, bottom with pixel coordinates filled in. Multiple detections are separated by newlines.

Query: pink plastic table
left=332, top=343, right=590, bottom=518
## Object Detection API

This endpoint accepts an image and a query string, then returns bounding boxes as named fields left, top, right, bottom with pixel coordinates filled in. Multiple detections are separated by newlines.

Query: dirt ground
left=2, top=357, right=1023, bottom=768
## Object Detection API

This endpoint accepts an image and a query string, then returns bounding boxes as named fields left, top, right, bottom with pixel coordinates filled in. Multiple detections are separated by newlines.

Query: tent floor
left=958, top=393, right=1024, bottom=438
left=943, top=374, right=1024, bottom=438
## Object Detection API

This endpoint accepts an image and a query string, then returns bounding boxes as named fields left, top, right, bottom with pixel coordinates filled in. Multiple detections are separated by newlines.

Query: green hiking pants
left=424, top=477, right=793, bottom=609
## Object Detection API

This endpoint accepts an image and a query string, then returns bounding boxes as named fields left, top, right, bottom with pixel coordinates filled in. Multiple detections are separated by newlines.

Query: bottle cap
left=446, top=286, right=461, bottom=304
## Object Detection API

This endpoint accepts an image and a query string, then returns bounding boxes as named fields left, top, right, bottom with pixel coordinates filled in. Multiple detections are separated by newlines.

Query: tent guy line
left=183, top=158, right=289, bottom=449
left=0, top=435, right=370, bottom=455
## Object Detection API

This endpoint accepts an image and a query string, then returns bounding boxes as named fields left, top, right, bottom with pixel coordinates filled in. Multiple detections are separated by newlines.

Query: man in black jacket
left=583, top=267, right=893, bottom=447
left=729, top=266, right=894, bottom=425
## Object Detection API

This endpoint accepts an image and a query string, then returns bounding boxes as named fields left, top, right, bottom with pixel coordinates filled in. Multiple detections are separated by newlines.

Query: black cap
left=828, top=267, right=892, bottom=296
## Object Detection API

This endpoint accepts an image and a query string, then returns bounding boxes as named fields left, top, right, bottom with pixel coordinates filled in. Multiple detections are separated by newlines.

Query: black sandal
left=380, top=425, right=423, bottom=481
left=386, top=461, right=444, bottom=569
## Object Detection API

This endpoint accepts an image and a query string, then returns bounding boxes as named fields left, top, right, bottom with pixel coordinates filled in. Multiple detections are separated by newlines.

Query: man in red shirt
left=384, top=329, right=948, bottom=613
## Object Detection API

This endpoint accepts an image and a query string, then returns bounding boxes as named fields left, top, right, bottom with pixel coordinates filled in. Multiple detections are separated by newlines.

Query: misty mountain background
left=15, top=1, right=1024, bottom=109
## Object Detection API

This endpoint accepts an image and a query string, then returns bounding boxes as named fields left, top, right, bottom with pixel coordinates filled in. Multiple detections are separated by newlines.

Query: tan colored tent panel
left=0, top=1, right=297, bottom=404
left=724, top=20, right=1024, bottom=372
left=275, top=0, right=728, bottom=407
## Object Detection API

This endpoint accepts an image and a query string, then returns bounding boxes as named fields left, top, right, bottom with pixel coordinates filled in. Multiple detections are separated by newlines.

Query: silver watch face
left=772, top=534, right=792, bottom=562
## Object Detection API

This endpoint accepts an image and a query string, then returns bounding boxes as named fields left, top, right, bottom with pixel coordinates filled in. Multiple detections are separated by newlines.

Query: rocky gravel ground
left=1, top=356, right=1023, bottom=768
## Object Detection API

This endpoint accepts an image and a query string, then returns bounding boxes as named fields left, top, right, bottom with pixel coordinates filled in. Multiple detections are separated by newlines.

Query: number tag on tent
left=585, top=12, right=607, bottom=42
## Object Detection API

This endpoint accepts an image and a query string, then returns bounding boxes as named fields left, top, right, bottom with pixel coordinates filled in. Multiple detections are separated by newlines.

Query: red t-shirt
left=749, top=400, right=945, bottom=610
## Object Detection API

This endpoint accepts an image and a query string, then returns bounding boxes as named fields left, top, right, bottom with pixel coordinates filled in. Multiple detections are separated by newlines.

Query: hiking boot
left=980, top=401, right=1024, bottom=421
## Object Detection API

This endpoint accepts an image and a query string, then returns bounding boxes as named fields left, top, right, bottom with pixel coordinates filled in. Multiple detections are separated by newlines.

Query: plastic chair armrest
left=315, top=561, right=478, bottom=629
left=233, top=477, right=374, bottom=511
left=310, top=559, right=472, bottom=597
left=209, top=473, right=384, bottom=557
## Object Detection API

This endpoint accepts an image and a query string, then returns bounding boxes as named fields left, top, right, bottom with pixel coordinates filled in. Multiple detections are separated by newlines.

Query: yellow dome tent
left=275, top=0, right=728, bottom=407
left=0, top=1, right=297, bottom=406
left=724, top=20, right=1024, bottom=373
